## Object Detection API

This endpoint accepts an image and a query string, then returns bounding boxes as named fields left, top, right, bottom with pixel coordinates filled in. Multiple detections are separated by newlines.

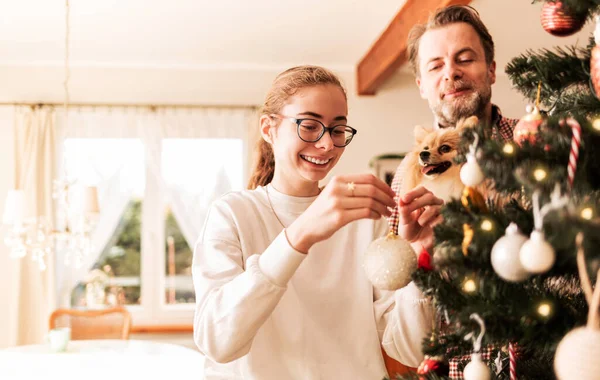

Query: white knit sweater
left=192, top=184, right=432, bottom=379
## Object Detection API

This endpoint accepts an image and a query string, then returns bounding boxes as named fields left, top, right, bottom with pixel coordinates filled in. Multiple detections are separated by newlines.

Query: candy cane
left=563, top=118, right=582, bottom=189
left=509, top=342, right=517, bottom=380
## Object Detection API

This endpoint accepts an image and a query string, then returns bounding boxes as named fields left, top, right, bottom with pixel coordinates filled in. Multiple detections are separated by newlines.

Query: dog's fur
left=399, top=116, right=479, bottom=202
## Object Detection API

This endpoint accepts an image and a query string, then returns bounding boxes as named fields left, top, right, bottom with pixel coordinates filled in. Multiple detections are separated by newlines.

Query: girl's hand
left=285, top=174, right=396, bottom=253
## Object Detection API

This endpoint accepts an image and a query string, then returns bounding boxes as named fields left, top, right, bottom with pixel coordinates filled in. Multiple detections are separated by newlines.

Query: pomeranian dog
left=399, top=116, right=478, bottom=202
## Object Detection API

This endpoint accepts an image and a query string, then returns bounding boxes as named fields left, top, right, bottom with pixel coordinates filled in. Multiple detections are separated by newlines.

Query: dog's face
left=412, top=116, right=477, bottom=179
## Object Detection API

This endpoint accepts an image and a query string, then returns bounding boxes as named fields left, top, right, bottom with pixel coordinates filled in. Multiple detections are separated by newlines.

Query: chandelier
left=2, top=185, right=99, bottom=270
left=2, top=0, right=99, bottom=270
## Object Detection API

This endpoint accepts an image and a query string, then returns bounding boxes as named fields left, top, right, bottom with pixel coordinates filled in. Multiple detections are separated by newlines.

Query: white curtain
left=139, top=107, right=255, bottom=249
left=5, top=106, right=57, bottom=345
left=54, top=106, right=257, bottom=307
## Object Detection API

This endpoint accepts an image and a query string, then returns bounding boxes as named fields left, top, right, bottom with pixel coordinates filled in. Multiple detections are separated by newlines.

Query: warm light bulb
left=533, top=168, right=547, bottom=182
left=481, top=219, right=493, bottom=231
left=537, top=302, right=552, bottom=317
left=503, top=143, right=515, bottom=155
left=581, top=207, right=594, bottom=220
left=593, top=117, right=600, bottom=131
left=463, top=279, right=477, bottom=293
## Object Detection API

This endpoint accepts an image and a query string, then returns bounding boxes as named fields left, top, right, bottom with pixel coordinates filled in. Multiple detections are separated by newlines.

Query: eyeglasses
left=271, top=115, right=357, bottom=147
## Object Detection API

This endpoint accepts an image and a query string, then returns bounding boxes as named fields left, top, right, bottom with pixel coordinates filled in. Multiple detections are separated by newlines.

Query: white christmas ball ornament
left=554, top=327, right=600, bottom=380
left=463, top=354, right=491, bottom=380
left=364, top=232, right=417, bottom=290
left=520, top=230, right=556, bottom=274
left=491, top=223, right=531, bottom=282
left=460, top=154, right=485, bottom=187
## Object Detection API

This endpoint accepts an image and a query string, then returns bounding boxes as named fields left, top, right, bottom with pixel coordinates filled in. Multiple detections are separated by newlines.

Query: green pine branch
left=505, top=38, right=600, bottom=117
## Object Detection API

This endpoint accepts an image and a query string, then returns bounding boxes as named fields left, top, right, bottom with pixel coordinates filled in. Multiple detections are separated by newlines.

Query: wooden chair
left=49, top=307, right=132, bottom=340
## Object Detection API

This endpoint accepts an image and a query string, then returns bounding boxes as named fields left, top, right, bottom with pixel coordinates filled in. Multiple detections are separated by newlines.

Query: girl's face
left=264, top=84, right=349, bottom=189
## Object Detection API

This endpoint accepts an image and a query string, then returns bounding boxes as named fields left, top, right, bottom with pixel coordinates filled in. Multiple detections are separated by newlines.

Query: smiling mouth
left=444, top=88, right=471, bottom=99
left=300, top=155, right=332, bottom=165
left=421, top=161, right=452, bottom=175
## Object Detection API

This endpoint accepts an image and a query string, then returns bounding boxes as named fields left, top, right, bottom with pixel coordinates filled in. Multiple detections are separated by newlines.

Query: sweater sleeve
left=371, top=218, right=434, bottom=368
left=192, top=198, right=306, bottom=364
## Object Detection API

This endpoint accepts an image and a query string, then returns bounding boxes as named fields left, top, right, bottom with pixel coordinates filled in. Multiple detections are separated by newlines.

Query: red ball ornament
left=418, top=249, right=433, bottom=271
left=417, top=355, right=449, bottom=378
left=591, top=45, right=600, bottom=96
left=513, top=105, right=544, bottom=146
left=540, top=1, right=586, bottom=37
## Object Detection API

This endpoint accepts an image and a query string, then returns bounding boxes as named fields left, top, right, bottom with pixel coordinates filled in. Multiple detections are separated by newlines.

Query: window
left=66, top=136, right=244, bottom=325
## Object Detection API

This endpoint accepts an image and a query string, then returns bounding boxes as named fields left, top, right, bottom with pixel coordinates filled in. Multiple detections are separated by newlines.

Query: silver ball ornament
left=364, top=232, right=417, bottom=290
left=460, top=154, right=485, bottom=187
left=491, top=223, right=530, bottom=282
left=463, top=354, right=491, bottom=380
left=520, top=230, right=555, bottom=274
left=554, top=326, right=600, bottom=380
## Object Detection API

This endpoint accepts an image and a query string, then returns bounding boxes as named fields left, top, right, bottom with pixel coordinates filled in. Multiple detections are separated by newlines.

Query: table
left=0, top=339, right=205, bottom=380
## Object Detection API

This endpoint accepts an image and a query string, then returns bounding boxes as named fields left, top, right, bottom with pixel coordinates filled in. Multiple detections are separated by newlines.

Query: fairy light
left=537, top=302, right=552, bottom=318
left=463, top=278, right=478, bottom=293
left=533, top=168, right=548, bottom=182
left=481, top=219, right=494, bottom=231
left=581, top=207, right=594, bottom=220
left=592, top=117, right=600, bottom=131
left=503, top=143, right=515, bottom=155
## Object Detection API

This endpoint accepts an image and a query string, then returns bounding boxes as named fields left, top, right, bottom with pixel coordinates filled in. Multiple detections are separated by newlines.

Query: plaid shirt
left=388, top=105, right=518, bottom=235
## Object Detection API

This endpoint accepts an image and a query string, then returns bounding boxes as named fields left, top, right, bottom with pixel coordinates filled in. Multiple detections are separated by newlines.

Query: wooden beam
left=356, top=0, right=473, bottom=95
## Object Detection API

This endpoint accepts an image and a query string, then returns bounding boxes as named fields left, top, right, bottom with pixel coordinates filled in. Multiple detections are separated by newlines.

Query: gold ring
left=347, top=182, right=356, bottom=197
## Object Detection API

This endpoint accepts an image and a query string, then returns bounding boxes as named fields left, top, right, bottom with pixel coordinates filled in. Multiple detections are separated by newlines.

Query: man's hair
left=407, top=5, right=495, bottom=77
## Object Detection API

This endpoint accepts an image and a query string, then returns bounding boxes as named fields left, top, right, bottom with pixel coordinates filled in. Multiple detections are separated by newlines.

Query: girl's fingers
left=333, top=174, right=395, bottom=198
left=341, top=208, right=382, bottom=224
left=340, top=197, right=392, bottom=217
left=342, top=183, right=395, bottom=208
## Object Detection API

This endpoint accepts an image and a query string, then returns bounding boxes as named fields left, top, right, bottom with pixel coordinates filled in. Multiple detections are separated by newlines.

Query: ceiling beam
left=356, top=0, right=473, bottom=95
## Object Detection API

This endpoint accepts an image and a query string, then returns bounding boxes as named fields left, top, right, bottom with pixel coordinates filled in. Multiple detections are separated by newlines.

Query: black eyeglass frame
left=271, top=115, right=358, bottom=147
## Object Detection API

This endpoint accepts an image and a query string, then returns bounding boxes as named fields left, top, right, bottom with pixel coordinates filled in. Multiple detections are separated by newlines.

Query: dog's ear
left=414, top=125, right=430, bottom=144
left=457, top=116, right=479, bottom=130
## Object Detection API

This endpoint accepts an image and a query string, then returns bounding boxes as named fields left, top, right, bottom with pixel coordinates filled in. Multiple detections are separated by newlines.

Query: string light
left=481, top=219, right=494, bottom=231
left=537, top=301, right=553, bottom=318
left=592, top=117, right=600, bottom=132
left=463, top=278, right=478, bottom=293
left=503, top=143, right=515, bottom=155
left=533, top=168, right=548, bottom=182
left=581, top=207, right=594, bottom=220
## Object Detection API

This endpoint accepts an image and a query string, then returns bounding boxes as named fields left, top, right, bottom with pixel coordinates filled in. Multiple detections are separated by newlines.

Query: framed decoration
left=369, top=153, right=405, bottom=187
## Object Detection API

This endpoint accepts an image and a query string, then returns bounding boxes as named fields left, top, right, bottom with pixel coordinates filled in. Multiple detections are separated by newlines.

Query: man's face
left=416, top=22, right=496, bottom=127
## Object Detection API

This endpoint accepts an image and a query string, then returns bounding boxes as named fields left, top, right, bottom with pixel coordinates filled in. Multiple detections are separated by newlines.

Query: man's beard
left=431, top=79, right=492, bottom=127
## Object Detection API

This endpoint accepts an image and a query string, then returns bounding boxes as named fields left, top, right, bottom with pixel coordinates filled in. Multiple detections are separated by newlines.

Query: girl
left=193, top=65, right=433, bottom=379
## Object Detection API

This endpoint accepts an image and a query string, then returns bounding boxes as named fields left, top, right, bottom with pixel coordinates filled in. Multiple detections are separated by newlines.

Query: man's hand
left=397, top=186, right=444, bottom=252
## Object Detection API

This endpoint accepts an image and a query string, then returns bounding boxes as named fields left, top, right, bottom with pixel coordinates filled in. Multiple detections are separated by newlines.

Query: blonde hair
left=407, top=5, right=495, bottom=77
left=247, top=65, right=347, bottom=189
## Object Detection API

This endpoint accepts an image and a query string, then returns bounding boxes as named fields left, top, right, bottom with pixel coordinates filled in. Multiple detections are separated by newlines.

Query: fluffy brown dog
left=399, top=116, right=479, bottom=202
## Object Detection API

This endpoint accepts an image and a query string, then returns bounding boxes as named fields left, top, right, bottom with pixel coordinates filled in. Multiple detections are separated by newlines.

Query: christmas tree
left=395, top=2, right=600, bottom=379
